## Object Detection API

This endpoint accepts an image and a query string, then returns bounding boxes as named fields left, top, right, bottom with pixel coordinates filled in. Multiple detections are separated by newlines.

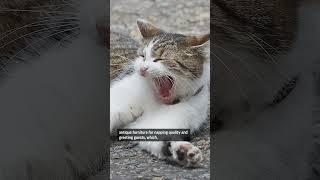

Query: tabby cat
left=0, top=0, right=108, bottom=179
left=213, top=0, right=320, bottom=179
left=110, top=19, right=210, bottom=167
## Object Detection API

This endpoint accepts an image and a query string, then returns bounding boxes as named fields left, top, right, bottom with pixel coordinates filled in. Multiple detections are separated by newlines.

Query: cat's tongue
left=159, top=82, right=171, bottom=97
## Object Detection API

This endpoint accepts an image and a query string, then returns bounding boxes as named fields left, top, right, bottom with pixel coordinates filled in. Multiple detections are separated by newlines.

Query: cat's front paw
left=170, top=141, right=203, bottom=167
left=110, top=105, right=143, bottom=132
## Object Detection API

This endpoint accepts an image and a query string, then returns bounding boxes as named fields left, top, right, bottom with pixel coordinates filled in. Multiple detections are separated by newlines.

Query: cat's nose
left=139, top=67, right=149, bottom=76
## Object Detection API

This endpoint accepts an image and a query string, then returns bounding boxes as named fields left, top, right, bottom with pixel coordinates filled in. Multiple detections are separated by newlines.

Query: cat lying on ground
left=110, top=19, right=210, bottom=167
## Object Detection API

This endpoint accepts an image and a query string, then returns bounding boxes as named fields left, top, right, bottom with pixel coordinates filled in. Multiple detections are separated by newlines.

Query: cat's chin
left=152, top=76, right=175, bottom=104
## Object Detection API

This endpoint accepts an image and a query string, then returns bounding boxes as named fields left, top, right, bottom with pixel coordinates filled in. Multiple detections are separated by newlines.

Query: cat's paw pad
left=171, top=142, right=203, bottom=167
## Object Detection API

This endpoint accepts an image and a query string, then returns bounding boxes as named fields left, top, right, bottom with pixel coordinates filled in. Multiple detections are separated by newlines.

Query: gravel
left=110, top=0, right=210, bottom=40
left=108, top=125, right=210, bottom=180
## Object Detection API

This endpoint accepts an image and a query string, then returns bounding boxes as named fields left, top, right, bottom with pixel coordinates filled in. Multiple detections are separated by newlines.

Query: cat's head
left=134, top=19, right=209, bottom=104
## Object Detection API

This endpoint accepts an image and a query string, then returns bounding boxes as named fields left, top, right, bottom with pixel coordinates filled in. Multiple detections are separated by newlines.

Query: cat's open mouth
left=153, top=76, right=175, bottom=104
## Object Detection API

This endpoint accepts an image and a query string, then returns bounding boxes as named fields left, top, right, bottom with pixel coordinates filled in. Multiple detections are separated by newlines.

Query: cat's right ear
left=183, top=34, right=210, bottom=47
left=137, top=19, right=163, bottom=39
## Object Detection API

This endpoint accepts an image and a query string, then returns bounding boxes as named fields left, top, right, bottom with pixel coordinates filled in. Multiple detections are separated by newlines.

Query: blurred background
left=111, top=0, right=209, bottom=39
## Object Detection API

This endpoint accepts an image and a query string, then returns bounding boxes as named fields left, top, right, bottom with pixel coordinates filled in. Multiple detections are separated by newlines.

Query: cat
left=212, top=0, right=301, bottom=127
left=213, top=0, right=320, bottom=179
left=110, top=19, right=210, bottom=167
left=0, top=0, right=109, bottom=179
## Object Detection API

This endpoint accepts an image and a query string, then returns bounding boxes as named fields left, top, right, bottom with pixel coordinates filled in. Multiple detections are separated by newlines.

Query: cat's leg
left=137, top=141, right=203, bottom=167
left=110, top=73, right=153, bottom=132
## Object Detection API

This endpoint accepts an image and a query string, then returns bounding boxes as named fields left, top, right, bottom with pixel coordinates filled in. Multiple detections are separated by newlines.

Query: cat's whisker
left=28, top=3, right=77, bottom=10
left=247, top=34, right=291, bottom=82
left=0, top=9, right=77, bottom=15
left=247, top=34, right=277, bottom=63
left=0, top=19, right=78, bottom=41
left=215, top=24, right=292, bottom=83
left=213, top=43, right=272, bottom=93
left=212, top=52, right=249, bottom=100
left=7, top=27, right=79, bottom=61
left=215, top=21, right=265, bottom=31
left=0, top=23, right=79, bottom=49
left=38, top=17, right=79, bottom=23
left=249, top=33, right=282, bottom=54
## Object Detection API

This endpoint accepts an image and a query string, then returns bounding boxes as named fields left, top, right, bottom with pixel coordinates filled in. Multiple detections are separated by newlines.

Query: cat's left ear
left=137, top=19, right=164, bottom=39
left=183, top=34, right=210, bottom=47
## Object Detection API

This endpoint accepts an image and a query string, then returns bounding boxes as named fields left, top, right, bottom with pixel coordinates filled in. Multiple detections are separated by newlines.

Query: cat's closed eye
left=137, top=48, right=145, bottom=58
left=153, top=58, right=163, bottom=62
left=138, top=52, right=145, bottom=60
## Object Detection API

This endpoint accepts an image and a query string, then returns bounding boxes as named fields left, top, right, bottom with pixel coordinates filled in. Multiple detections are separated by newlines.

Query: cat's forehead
left=144, top=33, right=185, bottom=50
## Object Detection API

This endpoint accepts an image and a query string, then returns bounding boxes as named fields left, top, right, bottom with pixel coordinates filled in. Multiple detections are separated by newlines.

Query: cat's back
left=110, top=31, right=139, bottom=80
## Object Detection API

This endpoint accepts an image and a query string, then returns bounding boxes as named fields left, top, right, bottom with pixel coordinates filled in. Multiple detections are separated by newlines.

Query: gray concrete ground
left=108, top=0, right=210, bottom=179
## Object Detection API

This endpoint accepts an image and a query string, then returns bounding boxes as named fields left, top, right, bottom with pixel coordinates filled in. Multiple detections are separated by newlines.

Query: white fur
left=145, top=40, right=157, bottom=61
left=110, top=46, right=210, bottom=166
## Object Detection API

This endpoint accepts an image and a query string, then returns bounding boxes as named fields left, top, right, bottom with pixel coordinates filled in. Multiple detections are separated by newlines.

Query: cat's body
left=0, top=0, right=108, bottom=179
left=214, top=0, right=320, bottom=179
left=110, top=20, right=210, bottom=167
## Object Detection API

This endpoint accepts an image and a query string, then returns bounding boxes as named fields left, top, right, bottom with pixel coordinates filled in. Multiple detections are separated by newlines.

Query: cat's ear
left=137, top=19, right=163, bottom=38
left=183, top=34, right=210, bottom=47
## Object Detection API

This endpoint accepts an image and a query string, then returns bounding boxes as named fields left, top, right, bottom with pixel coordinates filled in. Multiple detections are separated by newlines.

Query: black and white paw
left=169, top=141, right=203, bottom=167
